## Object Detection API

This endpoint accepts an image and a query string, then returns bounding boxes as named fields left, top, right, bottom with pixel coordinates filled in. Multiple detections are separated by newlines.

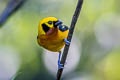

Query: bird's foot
left=58, top=51, right=64, bottom=69
left=58, top=60, right=64, bottom=69
left=64, top=38, right=70, bottom=45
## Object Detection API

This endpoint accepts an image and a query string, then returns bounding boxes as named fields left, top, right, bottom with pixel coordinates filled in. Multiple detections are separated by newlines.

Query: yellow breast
left=37, top=28, right=69, bottom=52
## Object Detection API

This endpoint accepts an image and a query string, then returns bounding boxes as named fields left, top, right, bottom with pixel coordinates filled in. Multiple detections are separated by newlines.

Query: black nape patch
left=42, top=24, right=50, bottom=32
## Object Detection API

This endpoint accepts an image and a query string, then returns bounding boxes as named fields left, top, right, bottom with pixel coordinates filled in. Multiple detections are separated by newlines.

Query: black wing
left=58, top=25, right=69, bottom=32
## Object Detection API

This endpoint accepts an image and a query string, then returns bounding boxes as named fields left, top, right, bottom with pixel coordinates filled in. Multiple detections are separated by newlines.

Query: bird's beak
left=55, top=20, right=63, bottom=27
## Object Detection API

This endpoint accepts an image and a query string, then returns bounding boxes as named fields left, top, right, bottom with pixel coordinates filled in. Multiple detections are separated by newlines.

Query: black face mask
left=42, top=23, right=50, bottom=33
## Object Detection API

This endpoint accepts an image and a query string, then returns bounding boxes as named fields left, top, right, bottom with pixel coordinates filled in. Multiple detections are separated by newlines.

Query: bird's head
left=38, top=17, right=62, bottom=35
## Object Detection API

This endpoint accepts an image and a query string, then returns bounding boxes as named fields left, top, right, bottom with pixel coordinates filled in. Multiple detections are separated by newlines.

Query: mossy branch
left=56, top=0, right=84, bottom=80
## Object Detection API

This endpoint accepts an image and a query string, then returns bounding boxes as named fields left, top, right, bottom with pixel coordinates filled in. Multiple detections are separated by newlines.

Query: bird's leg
left=58, top=51, right=64, bottom=69
left=64, top=38, right=70, bottom=45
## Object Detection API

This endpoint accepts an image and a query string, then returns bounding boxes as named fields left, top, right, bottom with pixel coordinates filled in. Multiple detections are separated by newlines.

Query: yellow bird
left=37, top=17, right=70, bottom=69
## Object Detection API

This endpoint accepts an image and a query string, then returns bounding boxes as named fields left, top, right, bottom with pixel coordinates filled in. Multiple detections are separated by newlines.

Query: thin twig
left=0, top=0, right=26, bottom=27
left=56, top=0, right=83, bottom=80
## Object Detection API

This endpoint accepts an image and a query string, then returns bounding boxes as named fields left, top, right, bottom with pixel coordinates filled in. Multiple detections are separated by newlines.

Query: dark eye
left=48, top=21, right=52, bottom=25
left=42, top=24, right=50, bottom=32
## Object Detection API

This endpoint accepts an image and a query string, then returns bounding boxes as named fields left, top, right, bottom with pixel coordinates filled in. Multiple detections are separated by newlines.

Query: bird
left=37, top=17, right=70, bottom=69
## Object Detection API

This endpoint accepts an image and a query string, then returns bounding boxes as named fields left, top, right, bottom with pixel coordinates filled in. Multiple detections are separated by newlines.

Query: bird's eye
left=48, top=21, right=52, bottom=25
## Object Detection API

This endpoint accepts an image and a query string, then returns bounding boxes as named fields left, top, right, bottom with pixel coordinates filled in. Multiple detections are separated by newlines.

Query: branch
left=0, top=0, right=26, bottom=27
left=56, top=0, right=84, bottom=80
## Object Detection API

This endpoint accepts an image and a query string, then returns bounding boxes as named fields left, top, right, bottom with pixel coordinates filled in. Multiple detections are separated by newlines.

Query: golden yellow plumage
left=37, top=17, right=69, bottom=52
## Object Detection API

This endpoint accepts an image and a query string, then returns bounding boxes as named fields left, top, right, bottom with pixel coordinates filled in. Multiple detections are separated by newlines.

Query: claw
left=58, top=51, right=64, bottom=69
left=64, top=38, right=70, bottom=45
left=58, top=60, right=64, bottom=69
